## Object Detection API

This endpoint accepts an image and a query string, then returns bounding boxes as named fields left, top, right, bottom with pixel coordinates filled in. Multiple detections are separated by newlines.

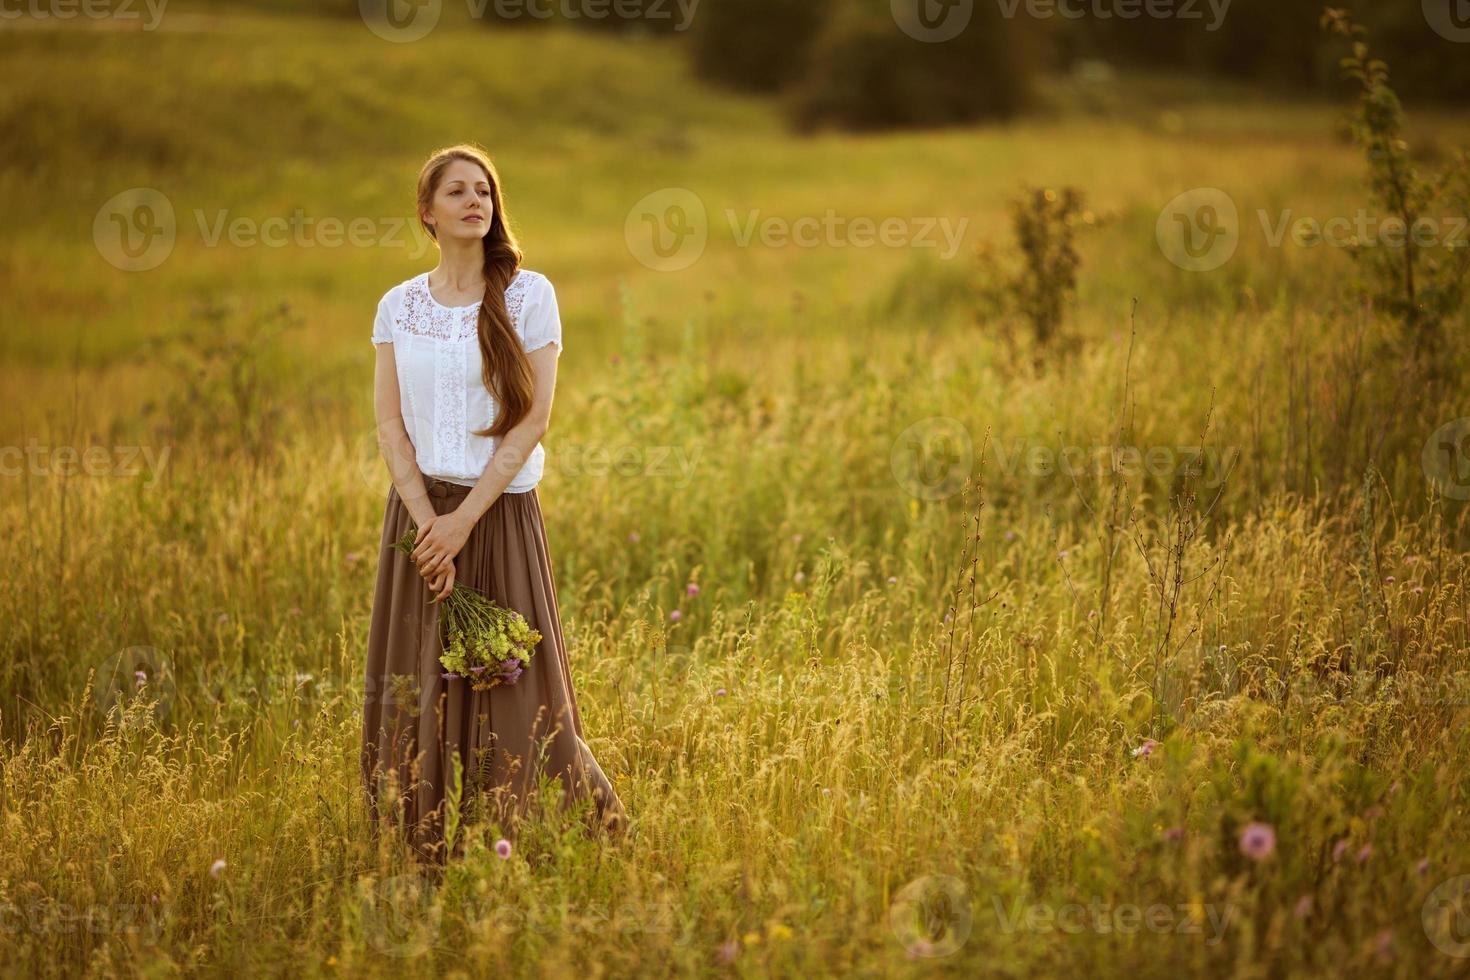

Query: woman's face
left=424, top=158, right=494, bottom=242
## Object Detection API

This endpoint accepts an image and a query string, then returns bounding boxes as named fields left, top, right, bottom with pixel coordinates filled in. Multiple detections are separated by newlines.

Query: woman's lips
left=462, top=214, right=484, bottom=223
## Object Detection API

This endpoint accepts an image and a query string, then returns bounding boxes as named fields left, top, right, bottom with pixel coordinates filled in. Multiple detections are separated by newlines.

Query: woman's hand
left=426, top=562, right=456, bottom=602
left=411, top=511, right=472, bottom=582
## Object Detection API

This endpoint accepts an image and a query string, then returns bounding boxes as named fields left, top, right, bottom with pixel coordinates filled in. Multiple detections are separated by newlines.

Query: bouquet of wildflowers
left=391, top=526, right=542, bottom=690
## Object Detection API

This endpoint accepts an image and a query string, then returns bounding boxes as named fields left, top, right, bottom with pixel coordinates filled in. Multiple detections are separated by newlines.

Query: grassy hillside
left=2, top=8, right=1470, bottom=977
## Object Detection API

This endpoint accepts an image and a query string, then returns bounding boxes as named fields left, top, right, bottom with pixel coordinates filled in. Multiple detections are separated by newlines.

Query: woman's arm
left=374, top=342, right=438, bottom=526
left=410, top=344, right=559, bottom=577
left=376, top=343, right=456, bottom=599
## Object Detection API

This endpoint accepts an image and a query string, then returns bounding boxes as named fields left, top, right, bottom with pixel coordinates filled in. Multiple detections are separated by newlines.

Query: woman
left=360, top=144, right=627, bottom=866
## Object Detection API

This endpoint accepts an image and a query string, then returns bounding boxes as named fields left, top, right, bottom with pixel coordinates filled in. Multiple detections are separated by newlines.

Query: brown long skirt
left=360, top=477, right=627, bottom=864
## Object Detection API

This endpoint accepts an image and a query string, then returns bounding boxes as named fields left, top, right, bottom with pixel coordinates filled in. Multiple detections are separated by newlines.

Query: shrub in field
left=974, top=185, right=1100, bottom=355
left=1321, top=8, right=1470, bottom=368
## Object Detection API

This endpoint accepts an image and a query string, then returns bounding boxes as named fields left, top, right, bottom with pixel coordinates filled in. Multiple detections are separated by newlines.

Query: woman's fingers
left=411, top=515, right=439, bottom=562
left=431, top=565, right=455, bottom=601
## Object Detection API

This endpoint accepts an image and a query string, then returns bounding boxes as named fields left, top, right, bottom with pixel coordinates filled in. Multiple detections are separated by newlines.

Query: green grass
left=2, top=8, right=1470, bottom=977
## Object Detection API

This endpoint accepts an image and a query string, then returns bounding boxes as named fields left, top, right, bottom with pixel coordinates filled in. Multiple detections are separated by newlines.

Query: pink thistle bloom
left=686, top=583, right=699, bottom=596
left=494, top=839, right=512, bottom=859
left=1131, top=739, right=1159, bottom=759
left=670, top=609, right=682, bottom=623
left=1238, top=822, right=1276, bottom=861
left=716, top=939, right=739, bottom=964
left=1372, top=929, right=1394, bottom=963
left=715, top=688, right=727, bottom=697
left=1356, top=843, right=1373, bottom=864
left=887, top=576, right=897, bottom=585
left=1162, top=826, right=1185, bottom=842
left=1332, top=839, right=1349, bottom=862
left=1417, top=857, right=1431, bottom=876
left=1293, top=894, right=1313, bottom=919
left=627, top=531, right=640, bottom=543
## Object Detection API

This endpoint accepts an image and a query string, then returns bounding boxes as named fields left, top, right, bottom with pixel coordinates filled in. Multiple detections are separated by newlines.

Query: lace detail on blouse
left=371, top=266, right=560, bottom=492
left=393, top=269, right=534, bottom=341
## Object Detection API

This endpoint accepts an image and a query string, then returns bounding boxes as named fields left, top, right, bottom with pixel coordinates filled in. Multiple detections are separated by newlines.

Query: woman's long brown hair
left=415, top=144, right=532, bottom=439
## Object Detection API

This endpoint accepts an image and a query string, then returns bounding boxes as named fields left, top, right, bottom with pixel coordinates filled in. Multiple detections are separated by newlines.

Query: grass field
left=3, top=6, right=1470, bottom=977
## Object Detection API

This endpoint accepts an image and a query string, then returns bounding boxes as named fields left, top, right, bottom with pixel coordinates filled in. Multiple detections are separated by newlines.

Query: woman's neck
left=432, top=240, right=485, bottom=292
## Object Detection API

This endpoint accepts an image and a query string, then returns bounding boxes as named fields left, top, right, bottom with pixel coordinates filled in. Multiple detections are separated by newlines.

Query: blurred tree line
left=495, top=0, right=1467, bottom=130
left=297, top=0, right=1465, bottom=130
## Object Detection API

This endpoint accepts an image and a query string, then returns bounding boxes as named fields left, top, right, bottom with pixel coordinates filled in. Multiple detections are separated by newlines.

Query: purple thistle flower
left=500, top=658, right=521, bottom=671
left=494, top=838, right=512, bottom=859
left=441, top=672, right=458, bottom=680
left=687, top=583, right=699, bottom=596
left=715, top=688, right=727, bottom=697
left=1356, top=843, right=1373, bottom=864
left=1162, top=826, right=1185, bottom=842
left=1131, top=739, right=1158, bottom=759
left=1332, top=838, right=1349, bottom=862
left=1417, top=857, right=1431, bottom=876
left=1293, top=894, right=1313, bottom=919
left=469, top=666, right=487, bottom=674
left=1238, top=822, right=1276, bottom=861
left=670, top=609, right=682, bottom=622
left=716, top=939, right=739, bottom=964
left=501, top=667, right=524, bottom=685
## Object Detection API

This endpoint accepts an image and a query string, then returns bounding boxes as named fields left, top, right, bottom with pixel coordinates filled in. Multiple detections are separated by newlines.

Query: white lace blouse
left=371, top=268, right=562, bottom=493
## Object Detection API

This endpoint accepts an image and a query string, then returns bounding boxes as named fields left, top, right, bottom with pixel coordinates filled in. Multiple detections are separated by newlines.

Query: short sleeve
left=520, top=275, right=562, bottom=355
left=371, top=292, right=393, bottom=345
